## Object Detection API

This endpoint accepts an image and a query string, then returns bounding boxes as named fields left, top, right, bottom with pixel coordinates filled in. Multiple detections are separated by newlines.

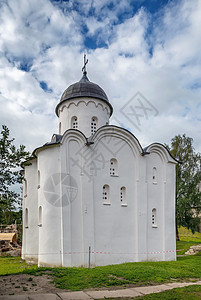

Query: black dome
left=61, top=74, right=108, bottom=102
left=56, top=73, right=113, bottom=116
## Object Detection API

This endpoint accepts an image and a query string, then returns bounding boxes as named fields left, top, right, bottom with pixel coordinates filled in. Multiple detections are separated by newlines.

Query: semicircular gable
left=91, top=125, right=143, bottom=156
left=145, top=143, right=177, bottom=164
left=91, top=125, right=143, bottom=181
left=61, top=129, right=87, bottom=145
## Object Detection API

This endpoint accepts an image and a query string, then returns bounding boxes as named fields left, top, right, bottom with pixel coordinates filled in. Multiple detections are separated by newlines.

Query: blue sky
left=0, top=0, right=201, bottom=152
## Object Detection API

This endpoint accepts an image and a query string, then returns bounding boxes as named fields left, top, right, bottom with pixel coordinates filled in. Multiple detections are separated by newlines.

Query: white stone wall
left=37, top=145, right=62, bottom=267
left=60, top=132, right=86, bottom=267
left=22, top=126, right=177, bottom=267
left=22, top=159, right=39, bottom=264
left=57, top=97, right=111, bottom=136
left=145, top=144, right=176, bottom=261
left=92, top=129, right=139, bottom=266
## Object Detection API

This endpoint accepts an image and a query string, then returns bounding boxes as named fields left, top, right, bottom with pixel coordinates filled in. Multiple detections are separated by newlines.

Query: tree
left=0, top=125, right=30, bottom=224
left=167, top=134, right=201, bottom=239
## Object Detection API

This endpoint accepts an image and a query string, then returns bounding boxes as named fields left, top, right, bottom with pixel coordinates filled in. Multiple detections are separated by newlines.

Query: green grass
left=0, top=226, right=200, bottom=292
left=18, top=256, right=201, bottom=291
left=103, top=285, right=201, bottom=300
left=178, top=226, right=201, bottom=242
left=1, top=256, right=200, bottom=291
left=0, top=256, right=38, bottom=275
left=176, top=241, right=201, bottom=255
left=176, top=226, right=201, bottom=255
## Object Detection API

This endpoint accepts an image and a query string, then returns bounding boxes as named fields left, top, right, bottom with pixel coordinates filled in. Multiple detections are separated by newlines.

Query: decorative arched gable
left=91, top=125, right=143, bottom=181
left=145, top=143, right=178, bottom=165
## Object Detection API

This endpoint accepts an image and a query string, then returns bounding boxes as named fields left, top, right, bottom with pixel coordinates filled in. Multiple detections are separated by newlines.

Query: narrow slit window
left=37, top=170, right=40, bottom=189
left=25, top=208, right=28, bottom=228
left=24, top=179, right=27, bottom=198
left=71, top=116, right=78, bottom=129
left=153, top=167, right=157, bottom=184
left=120, top=186, right=127, bottom=206
left=91, top=117, right=98, bottom=134
left=152, top=208, right=157, bottom=227
left=38, top=206, right=42, bottom=227
left=110, top=158, right=118, bottom=176
left=59, top=122, right=61, bottom=134
left=103, top=184, right=110, bottom=205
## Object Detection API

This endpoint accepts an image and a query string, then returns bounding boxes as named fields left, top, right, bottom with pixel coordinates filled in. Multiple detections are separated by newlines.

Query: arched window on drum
left=91, top=117, right=98, bottom=134
left=71, top=116, right=78, bottom=129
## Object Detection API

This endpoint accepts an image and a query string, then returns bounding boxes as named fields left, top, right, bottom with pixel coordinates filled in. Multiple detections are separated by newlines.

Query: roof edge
left=55, top=96, right=113, bottom=117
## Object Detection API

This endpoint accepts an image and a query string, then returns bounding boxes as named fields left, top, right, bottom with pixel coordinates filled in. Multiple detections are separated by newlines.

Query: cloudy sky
left=0, top=0, right=201, bottom=153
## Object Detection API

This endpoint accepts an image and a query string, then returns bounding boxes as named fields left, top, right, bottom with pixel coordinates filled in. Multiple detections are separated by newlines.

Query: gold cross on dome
left=82, top=53, right=88, bottom=75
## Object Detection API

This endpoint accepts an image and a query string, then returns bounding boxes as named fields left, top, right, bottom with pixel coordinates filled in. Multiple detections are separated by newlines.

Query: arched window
left=71, top=116, right=78, bottom=129
left=110, top=158, right=118, bottom=176
left=91, top=117, right=98, bottom=134
left=103, top=184, right=110, bottom=205
left=25, top=208, right=28, bottom=228
left=152, top=208, right=157, bottom=227
left=120, top=186, right=127, bottom=206
left=37, top=170, right=40, bottom=189
left=153, top=167, right=157, bottom=184
left=38, top=206, right=42, bottom=227
left=24, top=179, right=27, bottom=198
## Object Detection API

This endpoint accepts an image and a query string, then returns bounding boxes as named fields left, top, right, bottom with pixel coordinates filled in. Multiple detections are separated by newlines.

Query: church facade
left=22, top=62, right=177, bottom=267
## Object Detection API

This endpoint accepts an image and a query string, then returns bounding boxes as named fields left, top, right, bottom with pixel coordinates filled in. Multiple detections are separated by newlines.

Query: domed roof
left=56, top=72, right=113, bottom=116
left=61, top=74, right=109, bottom=103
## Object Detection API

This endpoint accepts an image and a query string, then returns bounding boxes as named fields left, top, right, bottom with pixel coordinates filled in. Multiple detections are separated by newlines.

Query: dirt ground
left=0, top=274, right=64, bottom=296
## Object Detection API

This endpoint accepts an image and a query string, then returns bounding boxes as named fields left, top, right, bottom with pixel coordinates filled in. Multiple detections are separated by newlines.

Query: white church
left=22, top=57, right=177, bottom=267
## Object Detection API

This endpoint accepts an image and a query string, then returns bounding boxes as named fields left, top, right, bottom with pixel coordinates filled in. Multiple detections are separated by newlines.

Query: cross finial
left=82, top=53, right=88, bottom=75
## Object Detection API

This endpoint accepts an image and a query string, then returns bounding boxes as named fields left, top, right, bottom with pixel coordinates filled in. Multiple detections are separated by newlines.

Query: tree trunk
left=176, top=220, right=180, bottom=241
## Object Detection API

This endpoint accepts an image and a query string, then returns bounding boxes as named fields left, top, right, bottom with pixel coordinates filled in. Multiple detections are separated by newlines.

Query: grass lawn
left=27, top=256, right=201, bottom=290
left=1, top=256, right=200, bottom=291
left=176, top=226, right=201, bottom=255
left=0, top=226, right=200, bottom=291
left=178, top=226, right=201, bottom=242
left=103, top=285, right=201, bottom=300
left=0, top=256, right=38, bottom=276
left=136, top=285, right=201, bottom=300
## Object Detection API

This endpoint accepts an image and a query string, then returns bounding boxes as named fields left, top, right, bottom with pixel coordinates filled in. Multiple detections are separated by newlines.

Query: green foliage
left=0, top=125, right=30, bottom=224
left=167, top=134, right=201, bottom=234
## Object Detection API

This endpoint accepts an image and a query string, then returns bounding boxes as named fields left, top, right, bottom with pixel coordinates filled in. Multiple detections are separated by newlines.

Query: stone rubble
left=185, top=244, right=201, bottom=255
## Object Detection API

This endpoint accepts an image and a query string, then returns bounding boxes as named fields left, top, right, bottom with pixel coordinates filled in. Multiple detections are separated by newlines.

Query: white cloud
left=0, top=0, right=201, bottom=155
left=0, top=0, right=82, bottom=61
